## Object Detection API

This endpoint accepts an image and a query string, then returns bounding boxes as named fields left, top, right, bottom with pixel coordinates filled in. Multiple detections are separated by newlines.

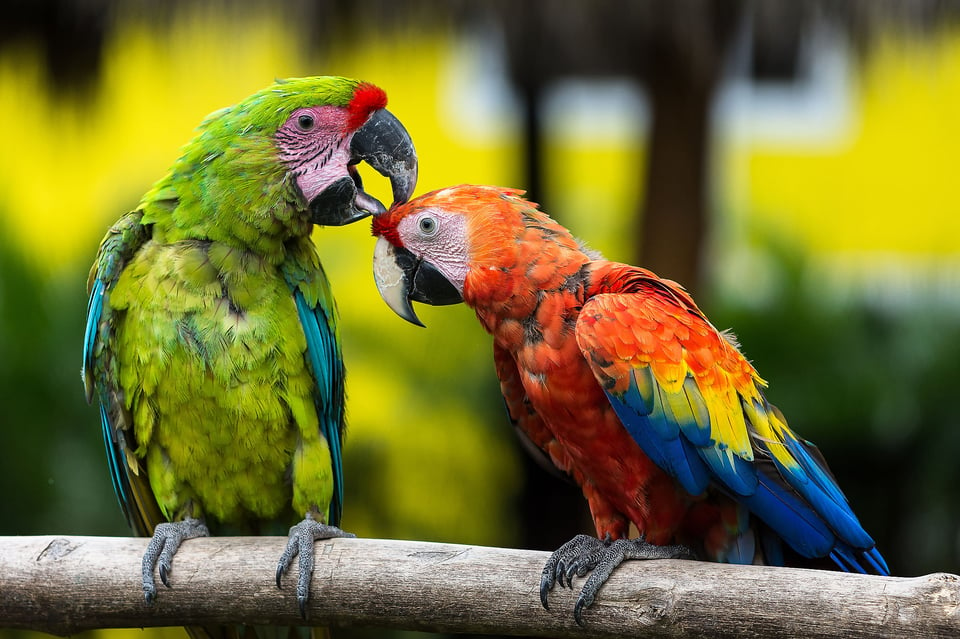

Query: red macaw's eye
left=296, top=114, right=316, bottom=131
left=418, top=215, right=438, bottom=236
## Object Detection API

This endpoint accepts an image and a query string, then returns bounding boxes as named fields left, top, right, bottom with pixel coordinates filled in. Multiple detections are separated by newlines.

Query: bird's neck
left=140, top=170, right=311, bottom=266
left=464, top=235, right=593, bottom=352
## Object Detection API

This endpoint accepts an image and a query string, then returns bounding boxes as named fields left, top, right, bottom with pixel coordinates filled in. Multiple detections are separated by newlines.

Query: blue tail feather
left=741, top=472, right=836, bottom=559
left=82, top=280, right=105, bottom=394
left=99, top=402, right=135, bottom=526
left=770, top=439, right=876, bottom=551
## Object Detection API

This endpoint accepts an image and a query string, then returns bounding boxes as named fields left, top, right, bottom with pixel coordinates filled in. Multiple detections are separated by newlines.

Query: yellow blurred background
left=2, top=3, right=959, bottom=638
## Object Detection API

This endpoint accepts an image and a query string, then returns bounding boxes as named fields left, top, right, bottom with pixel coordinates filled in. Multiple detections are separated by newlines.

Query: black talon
left=539, top=552, right=560, bottom=609
left=573, top=596, right=589, bottom=627
left=539, top=577, right=553, bottom=609
left=159, top=562, right=170, bottom=588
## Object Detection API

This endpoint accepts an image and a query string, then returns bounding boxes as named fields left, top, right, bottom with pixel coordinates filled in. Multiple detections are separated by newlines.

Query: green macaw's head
left=150, top=76, right=417, bottom=243
left=259, top=76, right=417, bottom=225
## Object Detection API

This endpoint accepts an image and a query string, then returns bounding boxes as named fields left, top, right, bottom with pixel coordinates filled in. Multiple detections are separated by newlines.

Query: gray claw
left=540, top=534, right=694, bottom=625
left=141, top=517, right=209, bottom=605
left=540, top=534, right=603, bottom=608
left=276, top=512, right=355, bottom=619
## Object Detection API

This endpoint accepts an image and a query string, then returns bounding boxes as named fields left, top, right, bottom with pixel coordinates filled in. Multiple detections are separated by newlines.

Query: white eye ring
left=418, top=215, right=439, bottom=237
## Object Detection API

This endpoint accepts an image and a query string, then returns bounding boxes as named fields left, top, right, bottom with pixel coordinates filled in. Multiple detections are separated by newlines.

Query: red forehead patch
left=347, top=82, right=388, bottom=131
left=371, top=208, right=404, bottom=247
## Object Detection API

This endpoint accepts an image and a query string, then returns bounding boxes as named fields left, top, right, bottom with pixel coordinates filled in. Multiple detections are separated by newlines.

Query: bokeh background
left=2, top=1, right=960, bottom=638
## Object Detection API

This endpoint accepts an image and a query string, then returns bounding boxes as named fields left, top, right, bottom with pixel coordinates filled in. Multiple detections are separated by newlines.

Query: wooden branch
left=0, top=536, right=957, bottom=638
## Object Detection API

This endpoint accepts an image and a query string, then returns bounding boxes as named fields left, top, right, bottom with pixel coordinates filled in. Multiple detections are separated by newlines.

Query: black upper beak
left=310, top=108, right=417, bottom=226
left=372, top=238, right=463, bottom=327
left=351, top=109, right=418, bottom=206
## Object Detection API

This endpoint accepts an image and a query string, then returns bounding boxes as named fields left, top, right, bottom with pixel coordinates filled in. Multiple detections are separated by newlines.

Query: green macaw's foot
left=142, top=517, right=210, bottom=604
left=276, top=512, right=356, bottom=618
left=539, top=534, right=695, bottom=626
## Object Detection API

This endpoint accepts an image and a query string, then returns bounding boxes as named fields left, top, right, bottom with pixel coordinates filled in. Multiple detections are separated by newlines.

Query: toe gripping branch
left=142, top=518, right=210, bottom=605
left=540, top=534, right=695, bottom=626
left=276, top=512, right=356, bottom=619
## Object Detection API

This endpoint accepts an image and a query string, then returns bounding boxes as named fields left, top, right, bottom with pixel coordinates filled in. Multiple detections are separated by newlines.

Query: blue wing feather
left=83, top=211, right=163, bottom=536
left=84, top=277, right=138, bottom=526
left=758, top=525, right=786, bottom=566
left=577, top=276, right=888, bottom=575
left=741, top=469, right=836, bottom=558
left=865, top=547, right=890, bottom=574
left=99, top=402, right=134, bottom=522
left=601, top=358, right=887, bottom=574
left=292, top=289, right=344, bottom=527
left=723, top=526, right=756, bottom=565
left=770, top=436, right=877, bottom=551
left=697, top=444, right=758, bottom=497
left=611, top=371, right=710, bottom=496
left=81, top=279, right=104, bottom=400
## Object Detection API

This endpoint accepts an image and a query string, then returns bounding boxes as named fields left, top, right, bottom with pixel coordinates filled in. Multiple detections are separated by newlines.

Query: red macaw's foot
left=276, top=512, right=356, bottom=618
left=142, top=517, right=210, bottom=604
left=540, top=534, right=696, bottom=625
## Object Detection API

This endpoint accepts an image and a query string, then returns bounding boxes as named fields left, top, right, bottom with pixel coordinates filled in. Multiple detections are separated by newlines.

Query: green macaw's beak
left=310, top=108, right=418, bottom=226
left=372, top=237, right=463, bottom=328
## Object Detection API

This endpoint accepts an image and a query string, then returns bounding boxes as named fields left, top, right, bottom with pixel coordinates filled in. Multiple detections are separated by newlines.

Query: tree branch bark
left=0, top=535, right=957, bottom=638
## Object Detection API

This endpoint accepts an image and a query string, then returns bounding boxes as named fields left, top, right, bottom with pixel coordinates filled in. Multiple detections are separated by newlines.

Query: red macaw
left=371, top=184, right=888, bottom=624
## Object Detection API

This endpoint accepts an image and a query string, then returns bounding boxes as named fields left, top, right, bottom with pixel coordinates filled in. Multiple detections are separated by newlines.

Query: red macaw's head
left=371, top=184, right=584, bottom=326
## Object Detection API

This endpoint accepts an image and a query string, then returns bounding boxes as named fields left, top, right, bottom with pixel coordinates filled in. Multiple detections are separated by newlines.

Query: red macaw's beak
left=372, top=237, right=463, bottom=327
left=310, top=109, right=418, bottom=226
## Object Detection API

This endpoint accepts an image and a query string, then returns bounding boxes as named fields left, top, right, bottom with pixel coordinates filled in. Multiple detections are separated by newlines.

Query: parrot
left=81, top=76, right=417, bottom=632
left=370, top=184, right=889, bottom=625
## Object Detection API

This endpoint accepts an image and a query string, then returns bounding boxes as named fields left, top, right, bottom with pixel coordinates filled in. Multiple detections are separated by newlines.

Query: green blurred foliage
left=0, top=216, right=126, bottom=537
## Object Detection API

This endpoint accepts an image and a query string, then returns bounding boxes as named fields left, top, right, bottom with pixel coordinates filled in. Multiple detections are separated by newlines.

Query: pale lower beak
left=373, top=237, right=424, bottom=327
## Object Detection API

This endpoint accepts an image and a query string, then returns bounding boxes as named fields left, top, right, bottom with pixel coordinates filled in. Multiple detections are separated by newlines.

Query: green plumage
left=108, top=235, right=334, bottom=530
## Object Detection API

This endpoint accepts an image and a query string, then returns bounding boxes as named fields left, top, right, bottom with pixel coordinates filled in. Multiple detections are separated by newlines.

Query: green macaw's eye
left=418, top=216, right=438, bottom=236
left=297, top=114, right=316, bottom=131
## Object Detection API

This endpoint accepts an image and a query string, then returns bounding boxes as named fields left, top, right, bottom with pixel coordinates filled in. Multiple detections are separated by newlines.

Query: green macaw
left=81, top=76, right=417, bottom=628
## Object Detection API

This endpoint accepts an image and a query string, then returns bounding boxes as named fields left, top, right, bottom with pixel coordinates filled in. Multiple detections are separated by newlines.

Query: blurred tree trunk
left=500, top=2, right=742, bottom=560
left=637, top=7, right=738, bottom=294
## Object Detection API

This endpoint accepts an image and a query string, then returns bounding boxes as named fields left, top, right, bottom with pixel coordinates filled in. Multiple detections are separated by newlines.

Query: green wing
left=82, top=210, right=164, bottom=535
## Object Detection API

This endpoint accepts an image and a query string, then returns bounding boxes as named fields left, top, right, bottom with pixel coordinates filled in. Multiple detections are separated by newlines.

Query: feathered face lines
left=275, top=105, right=354, bottom=204
left=275, top=105, right=349, bottom=166
left=372, top=185, right=557, bottom=327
